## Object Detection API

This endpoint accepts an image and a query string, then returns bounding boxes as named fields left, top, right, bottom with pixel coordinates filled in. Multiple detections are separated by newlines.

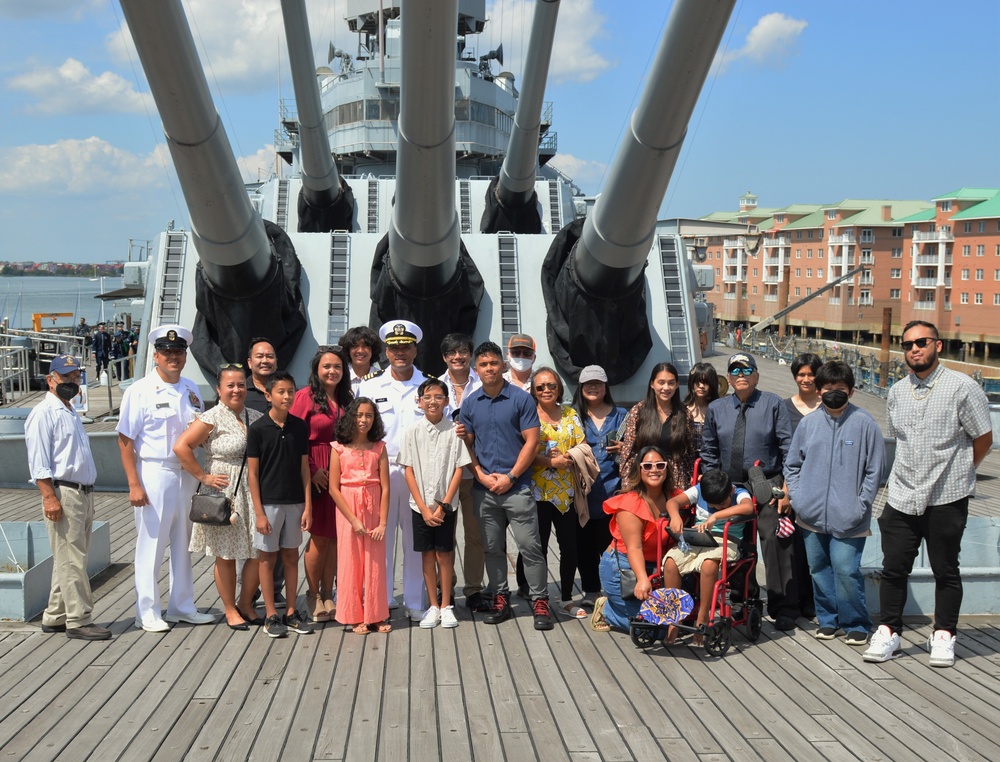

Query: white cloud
left=714, top=13, right=808, bottom=74
left=486, top=0, right=612, bottom=84
left=0, top=138, right=169, bottom=195
left=549, top=153, right=606, bottom=189
left=8, top=58, right=152, bottom=115
left=237, top=145, right=277, bottom=184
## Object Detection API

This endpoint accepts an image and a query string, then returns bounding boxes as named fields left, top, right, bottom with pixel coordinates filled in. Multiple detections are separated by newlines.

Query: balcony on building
left=912, top=277, right=951, bottom=288
left=914, top=253, right=953, bottom=265
left=828, top=297, right=841, bottom=305
left=913, top=301, right=938, bottom=310
left=913, top=230, right=954, bottom=243
left=763, top=236, right=788, bottom=247
left=723, top=237, right=745, bottom=248
left=829, top=232, right=856, bottom=245
left=722, top=271, right=742, bottom=283
left=763, top=294, right=778, bottom=302
left=762, top=271, right=781, bottom=284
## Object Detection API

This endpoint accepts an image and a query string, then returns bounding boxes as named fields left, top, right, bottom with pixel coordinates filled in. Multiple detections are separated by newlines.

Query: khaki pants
left=44, top=485, right=96, bottom=629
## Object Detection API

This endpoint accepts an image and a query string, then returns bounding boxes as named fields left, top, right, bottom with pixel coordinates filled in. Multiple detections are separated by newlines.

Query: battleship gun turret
left=480, top=0, right=560, bottom=235
left=119, top=0, right=307, bottom=375
left=370, top=0, right=484, bottom=372
left=541, top=0, right=736, bottom=383
left=280, top=0, right=355, bottom=233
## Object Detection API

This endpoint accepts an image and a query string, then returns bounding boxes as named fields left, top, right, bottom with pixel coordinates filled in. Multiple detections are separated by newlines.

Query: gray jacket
left=784, top=404, right=885, bottom=538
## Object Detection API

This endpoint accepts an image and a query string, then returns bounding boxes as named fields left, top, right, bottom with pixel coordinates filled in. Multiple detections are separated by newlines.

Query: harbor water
left=0, top=275, right=124, bottom=330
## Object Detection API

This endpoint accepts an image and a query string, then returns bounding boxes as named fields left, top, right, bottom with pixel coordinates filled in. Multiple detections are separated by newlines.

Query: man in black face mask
left=24, top=354, right=112, bottom=641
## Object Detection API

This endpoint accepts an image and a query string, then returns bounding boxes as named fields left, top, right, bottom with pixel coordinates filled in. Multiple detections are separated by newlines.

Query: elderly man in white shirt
left=25, top=354, right=112, bottom=641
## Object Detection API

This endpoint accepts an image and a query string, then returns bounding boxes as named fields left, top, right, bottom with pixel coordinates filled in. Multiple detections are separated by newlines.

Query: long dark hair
left=335, top=397, right=386, bottom=444
left=627, top=445, right=673, bottom=497
left=570, top=377, right=617, bottom=421
left=636, top=362, right=687, bottom=456
left=308, top=346, right=353, bottom=415
left=682, top=362, right=720, bottom=407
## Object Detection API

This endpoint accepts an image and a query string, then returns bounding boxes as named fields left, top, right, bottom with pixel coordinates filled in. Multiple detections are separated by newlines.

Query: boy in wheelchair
left=662, top=469, right=754, bottom=643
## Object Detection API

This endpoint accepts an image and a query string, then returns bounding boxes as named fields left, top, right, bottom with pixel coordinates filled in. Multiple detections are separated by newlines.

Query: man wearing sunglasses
left=701, top=352, right=800, bottom=631
left=502, top=333, right=536, bottom=391
left=864, top=321, right=992, bottom=668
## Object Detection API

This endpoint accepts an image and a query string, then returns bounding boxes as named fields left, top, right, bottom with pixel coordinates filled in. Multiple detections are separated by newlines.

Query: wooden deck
left=2, top=350, right=1000, bottom=760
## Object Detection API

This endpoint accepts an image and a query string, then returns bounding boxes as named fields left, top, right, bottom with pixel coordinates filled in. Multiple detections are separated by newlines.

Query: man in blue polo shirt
left=459, top=341, right=552, bottom=630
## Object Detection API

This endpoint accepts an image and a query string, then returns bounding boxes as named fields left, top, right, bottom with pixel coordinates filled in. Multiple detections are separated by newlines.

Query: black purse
left=616, top=548, right=639, bottom=600
left=190, top=410, right=248, bottom=526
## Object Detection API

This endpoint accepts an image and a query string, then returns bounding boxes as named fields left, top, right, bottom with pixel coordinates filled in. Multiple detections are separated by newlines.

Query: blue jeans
left=598, top=549, right=654, bottom=632
left=801, top=529, right=870, bottom=632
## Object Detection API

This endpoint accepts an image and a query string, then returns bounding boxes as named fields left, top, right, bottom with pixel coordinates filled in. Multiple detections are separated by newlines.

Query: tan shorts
left=664, top=543, right=740, bottom=576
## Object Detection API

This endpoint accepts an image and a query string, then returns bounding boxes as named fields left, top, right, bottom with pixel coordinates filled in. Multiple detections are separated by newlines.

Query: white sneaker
left=928, top=630, right=956, bottom=668
left=165, top=610, right=217, bottom=625
left=862, top=625, right=901, bottom=663
left=440, top=606, right=459, bottom=629
left=419, top=606, right=440, bottom=628
left=134, top=616, right=170, bottom=633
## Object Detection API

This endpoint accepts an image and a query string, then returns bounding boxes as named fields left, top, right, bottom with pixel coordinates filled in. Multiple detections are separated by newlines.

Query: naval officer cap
left=49, top=354, right=82, bottom=375
left=149, top=324, right=193, bottom=350
left=379, top=320, right=422, bottom=346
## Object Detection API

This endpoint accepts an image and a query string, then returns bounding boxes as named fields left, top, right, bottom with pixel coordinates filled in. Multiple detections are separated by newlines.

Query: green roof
left=782, top=209, right=829, bottom=229
left=951, top=190, right=1000, bottom=219
left=933, top=187, right=999, bottom=201
left=894, top=207, right=936, bottom=223
left=838, top=200, right=932, bottom=226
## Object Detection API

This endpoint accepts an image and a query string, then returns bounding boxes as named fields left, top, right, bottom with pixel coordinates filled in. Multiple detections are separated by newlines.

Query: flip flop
left=563, top=602, right=588, bottom=619
left=352, top=623, right=369, bottom=635
left=591, top=596, right=611, bottom=632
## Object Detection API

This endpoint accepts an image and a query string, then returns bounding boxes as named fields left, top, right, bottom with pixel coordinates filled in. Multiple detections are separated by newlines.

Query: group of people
left=75, top=317, right=139, bottom=381
left=27, top=317, right=992, bottom=668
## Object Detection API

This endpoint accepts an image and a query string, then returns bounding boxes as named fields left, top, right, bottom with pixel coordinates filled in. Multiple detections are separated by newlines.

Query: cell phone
left=605, top=434, right=618, bottom=447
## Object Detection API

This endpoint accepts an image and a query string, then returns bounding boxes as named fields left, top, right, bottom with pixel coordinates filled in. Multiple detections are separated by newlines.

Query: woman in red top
left=290, top=346, right=353, bottom=623
left=592, top=446, right=684, bottom=632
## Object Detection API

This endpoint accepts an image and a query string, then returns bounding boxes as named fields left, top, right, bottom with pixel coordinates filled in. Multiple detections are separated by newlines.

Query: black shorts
left=412, top=509, right=457, bottom=553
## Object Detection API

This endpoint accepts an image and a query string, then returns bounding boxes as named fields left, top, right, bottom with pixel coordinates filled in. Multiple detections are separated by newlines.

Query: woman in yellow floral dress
left=514, top=367, right=587, bottom=618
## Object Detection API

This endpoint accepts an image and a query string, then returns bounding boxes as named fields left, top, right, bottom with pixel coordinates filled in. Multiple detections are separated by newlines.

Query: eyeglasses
left=640, top=461, right=668, bottom=472
left=510, top=349, right=534, bottom=358
left=421, top=394, right=447, bottom=402
left=729, top=367, right=754, bottom=377
left=219, top=362, right=244, bottom=370
left=534, top=383, right=558, bottom=392
left=443, top=349, right=470, bottom=358
left=901, top=337, right=936, bottom=351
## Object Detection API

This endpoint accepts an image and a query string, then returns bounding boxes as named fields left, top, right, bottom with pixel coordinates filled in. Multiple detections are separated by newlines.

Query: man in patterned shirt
left=863, top=320, right=992, bottom=668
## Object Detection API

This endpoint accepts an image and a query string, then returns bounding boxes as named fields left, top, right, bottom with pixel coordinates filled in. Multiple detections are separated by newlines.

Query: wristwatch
left=506, top=472, right=516, bottom=483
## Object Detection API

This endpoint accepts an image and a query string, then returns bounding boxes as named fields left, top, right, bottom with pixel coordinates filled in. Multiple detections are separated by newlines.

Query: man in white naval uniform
left=359, top=320, right=427, bottom=619
left=117, top=324, right=216, bottom=632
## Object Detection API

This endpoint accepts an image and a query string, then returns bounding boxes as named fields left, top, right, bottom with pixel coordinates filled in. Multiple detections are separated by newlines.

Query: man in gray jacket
left=784, top=361, right=885, bottom=647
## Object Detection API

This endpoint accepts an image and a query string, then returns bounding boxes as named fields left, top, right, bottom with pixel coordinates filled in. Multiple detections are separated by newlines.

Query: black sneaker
left=532, top=598, right=554, bottom=631
left=283, top=611, right=314, bottom=635
left=263, top=614, right=288, bottom=638
left=774, top=616, right=797, bottom=632
left=815, top=627, right=837, bottom=640
left=483, top=593, right=512, bottom=625
left=466, top=592, right=494, bottom=613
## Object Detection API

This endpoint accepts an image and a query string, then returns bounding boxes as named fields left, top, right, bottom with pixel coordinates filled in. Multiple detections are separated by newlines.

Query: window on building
left=963, top=245, right=971, bottom=257
left=807, top=249, right=812, bottom=259
left=929, top=223, right=936, bottom=232
left=752, top=286, right=758, bottom=294
left=807, top=230, right=814, bottom=239
left=715, top=267, right=720, bottom=275
left=817, top=229, right=823, bottom=240
left=806, top=288, right=812, bottom=295
left=975, top=293, right=983, bottom=304
left=796, top=231, right=803, bottom=239
left=994, top=294, right=1000, bottom=306
left=996, top=244, right=1000, bottom=255
left=912, top=225, right=920, bottom=235
left=861, top=290, right=871, bottom=303
left=964, top=222, right=972, bottom=233
left=817, top=268, right=824, bottom=278
left=775, top=214, right=784, bottom=223
left=891, top=268, right=902, bottom=278
left=892, top=248, right=902, bottom=258
left=753, top=268, right=758, bottom=277
left=977, top=245, right=985, bottom=256
left=794, top=287, right=801, bottom=296
left=861, top=229, right=874, bottom=243
left=961, top=293, right=969, bottom=304
left=940, top=200, right=952, bottom=211
left=890, top=288, right=901, bottom=299
left=979, top=221, right=987, bottom=233
left=962, top=269, right=970, bottom=280
left=795, top=268, right=801, bottom=277
left=892, top=228, right=902, bottom=238
left=976, top=269, right=984, bottom=280
left=796, top=250, right=801, bottom=259
left=827, top=210, right=837, bottom=220
left=818, top=248, right=824, bottom=258
left=806, top=268, right=812, bottom=277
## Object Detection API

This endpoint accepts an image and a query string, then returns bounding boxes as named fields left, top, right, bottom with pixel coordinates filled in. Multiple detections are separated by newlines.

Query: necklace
left=910, top=380, right=935, bottom=401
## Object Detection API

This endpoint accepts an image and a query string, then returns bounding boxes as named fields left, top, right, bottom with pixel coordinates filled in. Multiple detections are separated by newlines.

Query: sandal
left=562, top=601, right=588, bottom=619
left=590, top=596, right=611, bottom=632
left=371, top=620, right=392, bottom=634
left=352, top=623, right=369, bottom=635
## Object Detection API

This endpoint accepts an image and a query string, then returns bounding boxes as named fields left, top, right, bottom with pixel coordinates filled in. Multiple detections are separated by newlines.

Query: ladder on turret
left=275, top=180, right=289, bottom=230
left=548, top=181, right=562, bottom=233
left=459, top=181, right=472, bottom=233
left=156, top=233, right=187, bottom=325
left=657, top=235, right=694, bottom=372
left=497, top=235, right=521, bottom=347
left=327, top=234, right=351, bottom=344
left=367, top=180, right=379, bottom=233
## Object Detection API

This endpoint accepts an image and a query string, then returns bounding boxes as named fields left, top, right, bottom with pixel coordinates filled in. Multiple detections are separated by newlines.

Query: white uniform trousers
left=134, top=461, right=198, bottom=622
left=386, top=464, right=425, bottom=610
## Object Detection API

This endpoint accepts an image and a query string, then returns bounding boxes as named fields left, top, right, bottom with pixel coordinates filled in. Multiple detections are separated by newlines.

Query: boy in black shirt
left=247, top=371, right=314, bottom=638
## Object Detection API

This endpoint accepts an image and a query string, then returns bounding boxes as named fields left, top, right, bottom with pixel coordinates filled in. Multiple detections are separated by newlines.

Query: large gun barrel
left=573, top=0, right=735, bottom=294
left=387, top=0, right=462, bottom=292
left=119, top=0, right=272, bottom=293
left=496, top=0, right=560, bottom=210
left=281, top=0, right=354, bottom=232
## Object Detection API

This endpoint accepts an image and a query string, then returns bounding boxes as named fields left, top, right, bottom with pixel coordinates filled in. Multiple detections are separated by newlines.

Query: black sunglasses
left=901, top=337, right=936, bottom=351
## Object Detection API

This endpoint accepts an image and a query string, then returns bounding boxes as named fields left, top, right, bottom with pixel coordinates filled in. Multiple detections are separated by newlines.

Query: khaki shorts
left=664, top=543, right=739, bottom=576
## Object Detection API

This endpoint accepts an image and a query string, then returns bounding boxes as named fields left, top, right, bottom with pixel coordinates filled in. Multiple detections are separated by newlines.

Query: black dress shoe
left=227, top=621, right=250, bottom=631
left=237, top=608, right=265, bottom=626
left=66, top=624, right=112, bottom=641
left=42, top=623, right=67, bottom=633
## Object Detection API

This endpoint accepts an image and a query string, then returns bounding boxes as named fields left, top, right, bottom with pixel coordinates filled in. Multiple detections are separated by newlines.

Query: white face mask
left=507, top=356, right=533, bottom=373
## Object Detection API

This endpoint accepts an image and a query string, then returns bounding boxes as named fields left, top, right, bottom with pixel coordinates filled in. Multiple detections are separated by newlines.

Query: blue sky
left=0, top=0, right=997, bottom=263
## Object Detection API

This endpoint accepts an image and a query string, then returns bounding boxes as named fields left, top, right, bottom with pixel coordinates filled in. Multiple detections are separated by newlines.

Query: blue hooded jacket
left=783, top=403, right=885, bottom=538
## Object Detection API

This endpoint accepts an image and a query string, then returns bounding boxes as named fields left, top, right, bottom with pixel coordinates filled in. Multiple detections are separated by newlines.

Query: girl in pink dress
left=290, top=347, right=353, bottom=623
left=330, top=397, right=391, bottom=633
